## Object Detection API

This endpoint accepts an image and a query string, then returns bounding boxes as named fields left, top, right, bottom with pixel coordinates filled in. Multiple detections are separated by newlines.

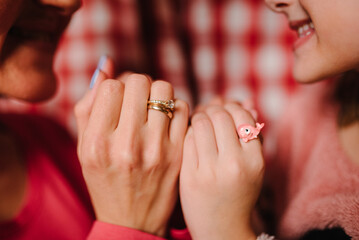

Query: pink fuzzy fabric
left=267, top=81, right=359, bottom=239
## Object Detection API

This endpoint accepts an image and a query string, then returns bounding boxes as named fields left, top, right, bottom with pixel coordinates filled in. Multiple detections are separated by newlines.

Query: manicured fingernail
left=90, top=68, right=100, bottom=89
left=97, top=55, right=107, bottom=70
left=89, top=55, right=107, bottom=89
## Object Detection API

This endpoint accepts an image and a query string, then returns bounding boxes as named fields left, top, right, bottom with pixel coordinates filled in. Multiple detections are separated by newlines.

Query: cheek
left=335, top=27, right=359, bottom=69
left=0, top=1, right=23, bottom=57
left=318, top=1, right=359, bottom=72
left=319, top=27, right=359, bottom=78
left=0, top=0, right=23, bottom=33
left=293, top=19, right=359, bottom=82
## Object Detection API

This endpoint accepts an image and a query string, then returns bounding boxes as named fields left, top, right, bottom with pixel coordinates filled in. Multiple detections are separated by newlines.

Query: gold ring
left=147, top=100, right=175, bottom=111
left=147, top=100, right=175, bottom=119
left=147, top=103, right=173, bottom=119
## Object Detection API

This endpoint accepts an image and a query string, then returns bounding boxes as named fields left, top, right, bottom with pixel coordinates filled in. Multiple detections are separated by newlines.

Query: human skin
left=266, top=0, right=359, bottom=165
left=75, top=70, right=189, bottom=236
left=0, top=0, right=189, bottom=237
left=180, top=99, right=264, bottom=240
left=0, top=0, right=80, bottom=221
left=265, top=0, right=359, bottom=83
left=180, top=0, right=359, bottom=239
left=0, top=0, right=80, bottom=101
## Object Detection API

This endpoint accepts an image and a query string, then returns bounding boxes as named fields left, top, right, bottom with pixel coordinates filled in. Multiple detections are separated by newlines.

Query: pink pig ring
left=237, top=123, right=265, bottom=143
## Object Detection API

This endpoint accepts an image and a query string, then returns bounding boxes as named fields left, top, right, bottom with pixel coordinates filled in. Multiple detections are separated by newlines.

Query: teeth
left=299, top=27, right=304, bottom=35
left=297, top=22, right=315, bottom=37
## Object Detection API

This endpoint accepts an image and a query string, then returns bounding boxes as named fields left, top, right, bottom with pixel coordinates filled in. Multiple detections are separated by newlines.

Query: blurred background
left=0, top=0, right=296, bottom=153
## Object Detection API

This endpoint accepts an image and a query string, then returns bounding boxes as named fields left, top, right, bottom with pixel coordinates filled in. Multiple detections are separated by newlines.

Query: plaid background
left=0, top=0, right=296, bottom=153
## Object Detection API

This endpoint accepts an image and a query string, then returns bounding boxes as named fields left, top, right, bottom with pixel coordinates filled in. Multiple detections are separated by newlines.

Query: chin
left=0, top=40, right=58, bottom=102
left=293, top=56, right=359, bottom=84
left=20, top=74, right=57, bottom=102
left=1, top=70, right=57, bottom=102
left=292, top=60, right=341, bottom=84
left=293, top=68, right=324, bottom=84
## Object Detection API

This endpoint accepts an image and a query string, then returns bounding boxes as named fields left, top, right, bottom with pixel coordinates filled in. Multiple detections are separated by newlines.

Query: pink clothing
left=88, top=222, right=191, bottom=240
left=0, top=114, right=191, bottom=240
left=267, top=81, right=359, bottom=239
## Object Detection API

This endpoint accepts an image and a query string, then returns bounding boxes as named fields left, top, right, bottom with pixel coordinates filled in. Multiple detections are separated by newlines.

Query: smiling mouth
left=290, top=19, right=315, bottom=38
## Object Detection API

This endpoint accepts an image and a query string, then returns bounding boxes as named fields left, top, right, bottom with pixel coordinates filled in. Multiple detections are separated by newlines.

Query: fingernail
left=97, top=55, right=107, bottom=71
left=89, top=55, right=107, bottom=89
left=89, top=68, right=100, bottom=89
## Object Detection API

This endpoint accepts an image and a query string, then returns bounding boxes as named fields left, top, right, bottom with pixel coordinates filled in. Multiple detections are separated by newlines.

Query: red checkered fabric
left=0, top=0, right=297, bottom=151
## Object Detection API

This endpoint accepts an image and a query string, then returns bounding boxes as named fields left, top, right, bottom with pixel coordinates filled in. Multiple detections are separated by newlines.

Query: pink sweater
left=0, top=114, right=190, bottom=240
left=267, top=81, right=359, bottom=239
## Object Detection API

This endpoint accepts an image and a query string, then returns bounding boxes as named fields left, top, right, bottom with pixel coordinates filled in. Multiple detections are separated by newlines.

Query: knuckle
left=105, top=148, right=140, bottom=172
left=143, top=146, right=164, bottom=169
left=151, top=80, right=173, bottom=94
left=118, top=71, right=132, bottom=78
left=224, top=159, right=243, bottom=177
left=191, top=112, right=211, bottom=131
left=118, top=147, right=139, bottom=166
left=126, top=73, right=151, bottom=88
left=235, top=155, right=265, bottom=180
left=227, top=103, right=255, bottom=123
left=80, top=133, right=110, bottom=170
left=98, top=79, right=124, bottom=95
left=74, top=100, right=87, bottom=118
left=207, top=106, right=231, bottom=123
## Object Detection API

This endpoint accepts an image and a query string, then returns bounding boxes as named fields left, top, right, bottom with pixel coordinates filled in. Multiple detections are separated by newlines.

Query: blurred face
left=0, top=0, right=80, bottom=102
left=265, top=0, right=359, bottom=83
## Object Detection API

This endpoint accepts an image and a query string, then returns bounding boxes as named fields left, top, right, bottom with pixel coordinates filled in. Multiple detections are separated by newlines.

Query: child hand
left=180, top=102, right=264, bottom=240
left=75, top=63, right=189, bottom=237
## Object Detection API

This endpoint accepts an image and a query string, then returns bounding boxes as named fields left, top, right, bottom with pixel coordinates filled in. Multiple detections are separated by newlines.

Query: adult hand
left=180, top=101, right=264, bottom=240
left=75, top=61, right=189, bottom=237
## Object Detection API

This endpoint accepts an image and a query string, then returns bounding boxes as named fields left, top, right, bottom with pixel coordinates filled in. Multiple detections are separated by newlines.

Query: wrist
left=190, top=223, right=257, bottom=240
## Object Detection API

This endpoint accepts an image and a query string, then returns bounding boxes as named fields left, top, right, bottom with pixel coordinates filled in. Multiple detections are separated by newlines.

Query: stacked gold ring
left=147, top=100, right=175, bottom=119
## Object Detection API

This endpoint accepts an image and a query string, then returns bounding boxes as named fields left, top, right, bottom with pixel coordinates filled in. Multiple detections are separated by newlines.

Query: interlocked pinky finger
left=169, top=99, right=189, bottom=144
left=181, top=127, right=199, bottom=174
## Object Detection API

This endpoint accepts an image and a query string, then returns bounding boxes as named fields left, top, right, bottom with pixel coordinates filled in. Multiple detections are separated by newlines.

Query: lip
left=289, top=19, right=312, bottom=31
left=289, top=19, right=315, bottom=51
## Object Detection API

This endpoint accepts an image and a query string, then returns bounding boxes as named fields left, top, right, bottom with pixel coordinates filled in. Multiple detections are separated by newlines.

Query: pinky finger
left=181, top=127, right=199, bottom=174
left=169, top=99, right=189, bottom=144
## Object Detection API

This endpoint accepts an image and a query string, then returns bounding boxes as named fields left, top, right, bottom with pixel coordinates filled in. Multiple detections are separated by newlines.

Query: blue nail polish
left=97, top=55, right=107, bottom=70
left=90, top=68, right=100, bottom=89
left=89, top=55, right=107, bottom=89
